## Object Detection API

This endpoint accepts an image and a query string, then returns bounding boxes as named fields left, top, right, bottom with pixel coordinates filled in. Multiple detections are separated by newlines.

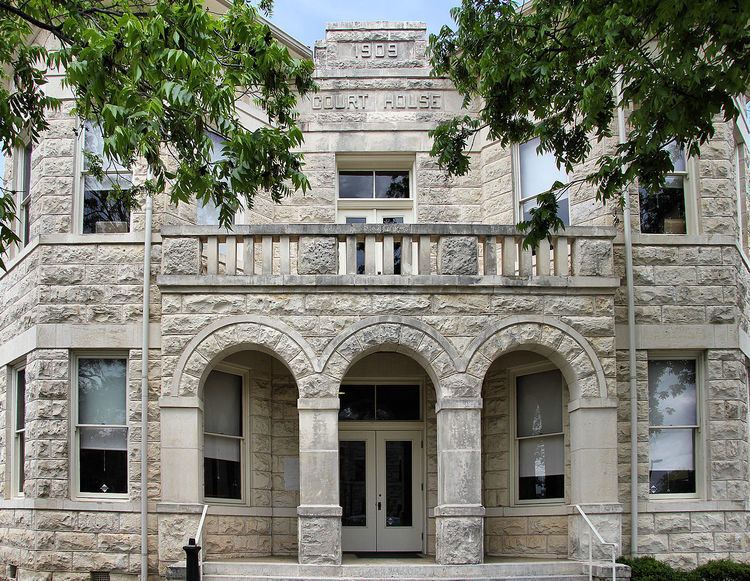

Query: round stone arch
left=463, top=316, right=609, bottom=403
left=170, top=315, right=318, bottom=399
left=318, top=316, right=464, bottom=401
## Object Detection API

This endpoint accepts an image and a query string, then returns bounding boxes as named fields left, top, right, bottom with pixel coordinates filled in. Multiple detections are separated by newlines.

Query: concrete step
left=202, top=559, right=596, bottom=580
left=203, top=575, right=588, bottom=581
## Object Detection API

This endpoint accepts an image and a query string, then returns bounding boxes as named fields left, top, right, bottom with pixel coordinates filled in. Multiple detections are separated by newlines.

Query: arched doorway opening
left=337, top=352, right=437, bottom=555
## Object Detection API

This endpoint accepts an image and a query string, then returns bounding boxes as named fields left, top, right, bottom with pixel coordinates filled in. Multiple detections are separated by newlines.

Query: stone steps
left=203, top=575, right=588, bottom=581
left=201, top=559, right=610, bottom=581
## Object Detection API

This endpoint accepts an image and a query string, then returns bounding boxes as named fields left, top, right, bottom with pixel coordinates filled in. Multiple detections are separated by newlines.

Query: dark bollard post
left=184, top=538, right=201, bottom=581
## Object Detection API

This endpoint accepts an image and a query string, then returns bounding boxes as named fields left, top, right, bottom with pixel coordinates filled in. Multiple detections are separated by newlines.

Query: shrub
left=691, top=559, right=750, bottom=581
left=617, top=556, right=689, bottom=581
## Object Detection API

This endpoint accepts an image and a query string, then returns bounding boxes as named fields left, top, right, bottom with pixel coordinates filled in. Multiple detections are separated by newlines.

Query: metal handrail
left=185, top=504, right=209, bottom=581
left=575, top=505, right=618, bottom=581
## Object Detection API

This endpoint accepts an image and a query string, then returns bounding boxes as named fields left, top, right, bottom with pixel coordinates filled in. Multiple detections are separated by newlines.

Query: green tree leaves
left=429, top=0, right=750, bottom=246
left=0, top=0, right=314, bottom=266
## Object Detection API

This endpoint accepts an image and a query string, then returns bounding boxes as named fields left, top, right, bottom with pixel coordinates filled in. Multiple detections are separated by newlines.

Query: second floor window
left=339, top=170, right=410, bottom=199
left=17, top=143, right=32, bottom=246
left=518, top=137, right=569, bottom=226
left=197, top=131, right=237, bottom=225
left=81, top=122, right=132, bottom=234
left=639, top=142, right=689, bottom=234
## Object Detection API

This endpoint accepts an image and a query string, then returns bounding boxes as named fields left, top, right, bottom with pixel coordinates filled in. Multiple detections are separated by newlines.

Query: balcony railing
left=159, top=224, right=618, bottom=287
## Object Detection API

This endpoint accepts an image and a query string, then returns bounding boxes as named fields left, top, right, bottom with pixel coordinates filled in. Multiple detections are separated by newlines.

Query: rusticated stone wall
left=616, top=348, right=750, bottom=568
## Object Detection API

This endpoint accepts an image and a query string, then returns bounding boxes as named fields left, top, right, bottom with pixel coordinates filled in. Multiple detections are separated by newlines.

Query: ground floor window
left=648, top=357, right=699, bottom=495
left=203, top=368, right=245, bottom=501
left=515, top=368, right=564, bottom=502
left=75, top=356, right=128, bottom=495
left=13, top=365, right=26, bottom=495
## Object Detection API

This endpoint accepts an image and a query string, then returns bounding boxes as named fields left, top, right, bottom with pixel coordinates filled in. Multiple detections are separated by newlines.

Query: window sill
left=639, top=498, right=746, bottom=512
left=485, top=505, right=568, bottom=517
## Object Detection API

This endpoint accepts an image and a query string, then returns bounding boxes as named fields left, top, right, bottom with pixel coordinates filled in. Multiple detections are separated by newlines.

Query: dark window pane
left=376, top=385, right=420, bottom=420
left=381, top=217, right=404, bottom=224
left=345, top=217, right=367, bottom=224
left=204, top=457, right=242, bottom=499
left=16, top=369, right=25, bottom=429
left=339, top=171, right=373, bottom=198
left=518, top=474, right=564, bottom=501
left=340, top=440, right=367, bottom=526
left=639, top=179, right=687, bottom=234
left=17, top=433, right=24, bottom=494
left=79, top=427, right=127, bottom=494
left=394, top=241, right=402, bottom=275
left=204, top=434, right=241, bottom=499
left=375, top=171, right=409, bottom=198
left=83, top=176, right=132, bottom=234
left=339, top=385, right=375, bottom=420
left=385, top=441, right=412, bottom=526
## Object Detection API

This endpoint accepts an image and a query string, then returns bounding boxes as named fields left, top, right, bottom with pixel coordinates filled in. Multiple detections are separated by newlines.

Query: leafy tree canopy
left=0, top=0, right=314, bottom=267
left=429, top=0, right=750, bottom=247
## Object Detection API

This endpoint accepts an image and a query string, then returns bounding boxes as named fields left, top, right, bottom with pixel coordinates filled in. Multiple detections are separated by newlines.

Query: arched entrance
left=337, top=352, right=434, bottom=554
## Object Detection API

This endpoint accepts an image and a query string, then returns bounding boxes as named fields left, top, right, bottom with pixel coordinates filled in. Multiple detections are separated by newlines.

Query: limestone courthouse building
left=2, top=15, right=750, bottom=581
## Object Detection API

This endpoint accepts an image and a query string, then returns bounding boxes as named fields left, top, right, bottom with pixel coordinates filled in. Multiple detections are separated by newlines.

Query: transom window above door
left=339, top=170, right=410, bottom=199
left=339, top=384, right=421, bottom=421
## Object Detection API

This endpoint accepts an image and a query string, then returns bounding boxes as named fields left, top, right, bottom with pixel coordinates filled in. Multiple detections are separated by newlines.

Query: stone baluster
left=261, top=236, right=273, bottom=275
left=243, top=236, right=255, bottom=275
left=418, top=235, right=431, bottom=274
left=484, top=236, right=497, bottom=275
left=226, top=236, right=237, bottom=275
left=206, top=237, right=219, bottom=275
left=519, top=243, right=533, bottom=276
left=383, top=234, right=395, bottom=275
left=554, top=237, right=570, bottom=276
left=345, top=235, right=357, bottom=275
left=401, top=235, right=413, bottom=275
left=280, top=235, right=291, bottom=275
left=536, top=239, right=551, bottom=276
left=502, top=235, right=517, bottom=276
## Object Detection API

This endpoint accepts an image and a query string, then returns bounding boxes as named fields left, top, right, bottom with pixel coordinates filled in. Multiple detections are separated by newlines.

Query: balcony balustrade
left=159, top=224, right=618, bottom=288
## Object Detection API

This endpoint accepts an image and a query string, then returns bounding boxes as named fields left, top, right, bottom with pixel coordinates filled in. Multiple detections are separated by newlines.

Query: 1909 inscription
left=354, top=43, right=398, bottom=58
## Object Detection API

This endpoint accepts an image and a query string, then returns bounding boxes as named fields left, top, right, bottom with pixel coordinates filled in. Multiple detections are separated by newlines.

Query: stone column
left=159, top=397, right=203, bottom=503
left=434, top=397, right=485, bottom=565
left=297, top=397, right=341, bottom=565
left=568, top=402, right=622, bottom=559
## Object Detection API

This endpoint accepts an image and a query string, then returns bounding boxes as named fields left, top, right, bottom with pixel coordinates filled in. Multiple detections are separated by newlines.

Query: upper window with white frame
left=338, top=170, right=410, bottom=199
left=16, top=143, right=32, bottom=247
left=639, top=142, right=691, bottom=234
left=80, top=122, right=133, bottom=234
left=196, top=130, right=239, bottom=226
left=203, top=368, right=246, bottom=501
left=75, top=356, right=128, bottom=496
left=648, top=357, right=699, bottom=496
left=12, top=365, right=26, bottom=496
left=517, top=137, right=569, bottom=226
left=514, top=368, right=565, bottom=503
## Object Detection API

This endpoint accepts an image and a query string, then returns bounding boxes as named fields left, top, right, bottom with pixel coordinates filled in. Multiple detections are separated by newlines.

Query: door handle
left=377, top=502, right=382, bottom=511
